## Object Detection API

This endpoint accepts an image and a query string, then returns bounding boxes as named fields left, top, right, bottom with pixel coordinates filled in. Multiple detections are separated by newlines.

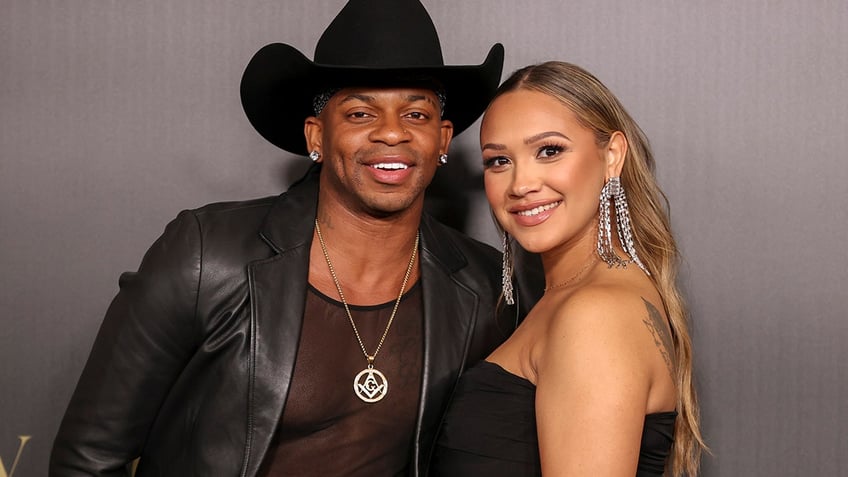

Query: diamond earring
left=501, top=231, right=515, bottom=305
left=596, top=177, right=649, bottom=275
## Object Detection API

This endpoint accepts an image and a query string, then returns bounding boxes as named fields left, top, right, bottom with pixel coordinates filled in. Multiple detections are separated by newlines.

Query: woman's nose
left=509, top=164, right=542, bottom=197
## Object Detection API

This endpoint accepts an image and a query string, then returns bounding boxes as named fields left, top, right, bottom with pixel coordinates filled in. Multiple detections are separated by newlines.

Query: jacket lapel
left=412, top=215, right=479, bottom=475
left=241, top=166, right=320, bottom=477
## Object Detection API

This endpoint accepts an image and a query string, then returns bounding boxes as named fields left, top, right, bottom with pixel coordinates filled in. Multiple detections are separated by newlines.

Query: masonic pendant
left=354, top=366, right=388, bottom=403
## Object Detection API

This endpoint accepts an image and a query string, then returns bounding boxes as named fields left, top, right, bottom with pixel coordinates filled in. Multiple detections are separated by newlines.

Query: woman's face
left=481, top=89, right=614, bottom=255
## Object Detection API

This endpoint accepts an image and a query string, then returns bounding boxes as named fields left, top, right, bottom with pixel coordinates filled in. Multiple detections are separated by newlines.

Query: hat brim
left=240, top=43, right=505, bottom=156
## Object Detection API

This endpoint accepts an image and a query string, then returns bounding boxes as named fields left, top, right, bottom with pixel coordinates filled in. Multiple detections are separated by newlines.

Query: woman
left=432, top=62, right=706, bottom=476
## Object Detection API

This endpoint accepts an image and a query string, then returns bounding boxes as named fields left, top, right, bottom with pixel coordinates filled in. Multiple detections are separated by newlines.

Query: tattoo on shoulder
left=640, top=297, right=676, bottom=378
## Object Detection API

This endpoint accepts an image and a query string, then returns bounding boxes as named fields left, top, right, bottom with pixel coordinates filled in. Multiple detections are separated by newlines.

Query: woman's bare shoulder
left=537, top=281, right=664, bottom=375
left=547, top=281, right=650, bottom=331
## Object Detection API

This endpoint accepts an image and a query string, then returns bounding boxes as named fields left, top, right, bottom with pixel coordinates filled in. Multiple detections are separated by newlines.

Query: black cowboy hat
left=240, top=0, right=504, bottom=155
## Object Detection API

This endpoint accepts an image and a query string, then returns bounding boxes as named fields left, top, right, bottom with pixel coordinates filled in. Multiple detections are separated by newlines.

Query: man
left=50, top=0, right=537, bottom=476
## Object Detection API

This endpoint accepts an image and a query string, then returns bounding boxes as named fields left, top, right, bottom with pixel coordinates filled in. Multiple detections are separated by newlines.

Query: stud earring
left=438, top=154, right=448, bottom=165
left=596, top=177, right=649, bottom=275
left=309, top=150, right=321, bottom=162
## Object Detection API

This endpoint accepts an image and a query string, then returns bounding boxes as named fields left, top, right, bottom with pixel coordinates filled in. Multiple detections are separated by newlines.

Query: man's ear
left=304, top=116, right=322, bottom=160
left=439, top=119, right=454, bottom=157
left=605, top=131, right=627, bottom=179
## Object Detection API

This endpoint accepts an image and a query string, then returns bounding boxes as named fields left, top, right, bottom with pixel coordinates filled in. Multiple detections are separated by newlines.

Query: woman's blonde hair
left=494, top=61, right=707, bottom=476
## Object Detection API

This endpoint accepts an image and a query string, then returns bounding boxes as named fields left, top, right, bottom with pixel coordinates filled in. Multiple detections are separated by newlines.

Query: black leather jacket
left=50, top=167, right=530, bottom=476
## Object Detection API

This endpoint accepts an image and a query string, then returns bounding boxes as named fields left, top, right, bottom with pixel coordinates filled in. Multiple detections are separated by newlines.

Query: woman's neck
left=540, top=233, right=600, bottom=292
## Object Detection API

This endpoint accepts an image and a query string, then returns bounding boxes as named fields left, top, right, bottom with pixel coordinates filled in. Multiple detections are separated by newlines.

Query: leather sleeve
left=50, top=210, right=204, bottom=476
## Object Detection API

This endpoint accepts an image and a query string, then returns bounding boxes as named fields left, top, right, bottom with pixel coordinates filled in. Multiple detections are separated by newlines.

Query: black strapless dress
left=432, top=361, right=676, bottom=476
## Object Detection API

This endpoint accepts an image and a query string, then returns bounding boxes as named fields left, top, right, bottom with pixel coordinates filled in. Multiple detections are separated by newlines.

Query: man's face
left=305, top=87, right=453, bottom=218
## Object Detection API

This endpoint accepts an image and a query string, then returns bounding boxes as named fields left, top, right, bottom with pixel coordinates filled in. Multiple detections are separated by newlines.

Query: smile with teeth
left=516, top=201, right=561, bottom=217
left=371, top=162, right=409, bottom=170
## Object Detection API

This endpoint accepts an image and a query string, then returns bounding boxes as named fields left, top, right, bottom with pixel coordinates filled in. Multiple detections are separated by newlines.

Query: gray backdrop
left=1, top=1, right=846, bottom=475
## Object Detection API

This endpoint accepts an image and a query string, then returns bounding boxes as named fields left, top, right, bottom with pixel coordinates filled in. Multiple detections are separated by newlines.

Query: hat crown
left=314, top=0, right=445, bottom=68
left=240, top=0, right=504, bottom=154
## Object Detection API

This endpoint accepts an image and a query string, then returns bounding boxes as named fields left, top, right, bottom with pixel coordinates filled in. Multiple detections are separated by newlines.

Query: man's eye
left=406, top=111, right=428, bottom=120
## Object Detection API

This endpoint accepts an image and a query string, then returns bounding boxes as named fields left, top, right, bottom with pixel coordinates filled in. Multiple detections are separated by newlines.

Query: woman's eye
left=483, top=156, right=510, bottom=169
left=538, top=145, right=563, bottom=158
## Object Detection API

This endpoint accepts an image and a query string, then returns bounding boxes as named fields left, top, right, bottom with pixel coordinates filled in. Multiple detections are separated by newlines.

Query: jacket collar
left=259, top=163, right=470, bottom=273
left=258, top=164, right=321, bottom=254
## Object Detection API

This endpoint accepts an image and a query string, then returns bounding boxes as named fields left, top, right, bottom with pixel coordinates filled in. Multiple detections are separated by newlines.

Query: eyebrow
left=337, top=93, right=438, bottom=108
left=338, top=93, right=375, bottom=104
left=524, top=131, right=571, bottom=144
left=481, top=142, right=507, bottom=151
left=482, top=131, right=571, bottom=152
left=406, top=94, right=438, bottom=107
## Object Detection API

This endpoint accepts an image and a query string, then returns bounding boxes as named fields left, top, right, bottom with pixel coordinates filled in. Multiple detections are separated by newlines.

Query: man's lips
left=364, top=159, right=415, bottom=184
left=369, top=162, right=410, bottom=171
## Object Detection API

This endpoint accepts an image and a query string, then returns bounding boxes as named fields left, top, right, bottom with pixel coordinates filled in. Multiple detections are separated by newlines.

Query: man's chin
left=361, top=194, right=423, bottom=218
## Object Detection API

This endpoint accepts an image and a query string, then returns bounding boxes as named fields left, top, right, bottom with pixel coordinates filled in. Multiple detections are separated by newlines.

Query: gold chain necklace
left=543, top=254, right=599, bottom=292
left=314, top=219, right=419, bottom=403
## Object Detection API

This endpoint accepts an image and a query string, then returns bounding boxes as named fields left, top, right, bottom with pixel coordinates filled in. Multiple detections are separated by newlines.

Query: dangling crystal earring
left=309, top=150, right=321, bottom=162
left=612, top=177, right=649, bottom=275
left=438, top=154, right=448, bottom=165
left=596, top=177, right=649, bottom=275
left=501, top=231, right=515, bottom=305
left=597, top=178, right=622, bottom=268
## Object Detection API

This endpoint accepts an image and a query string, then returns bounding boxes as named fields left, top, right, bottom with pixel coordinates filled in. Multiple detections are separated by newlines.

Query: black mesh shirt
left=258, top=283, right=424, bottom=477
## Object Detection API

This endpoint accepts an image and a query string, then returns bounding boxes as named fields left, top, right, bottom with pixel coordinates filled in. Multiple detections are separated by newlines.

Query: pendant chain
left=314, top=219, right=419, bottom=364
left=543, top=253, right=599, bottom=292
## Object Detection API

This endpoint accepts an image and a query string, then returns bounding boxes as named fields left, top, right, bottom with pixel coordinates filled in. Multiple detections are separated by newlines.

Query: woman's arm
left=534, top=287, right=663, bottom=476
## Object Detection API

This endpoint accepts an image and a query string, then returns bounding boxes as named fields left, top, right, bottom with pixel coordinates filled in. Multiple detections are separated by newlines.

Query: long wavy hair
left=493, top=61, right=707, bottom=476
